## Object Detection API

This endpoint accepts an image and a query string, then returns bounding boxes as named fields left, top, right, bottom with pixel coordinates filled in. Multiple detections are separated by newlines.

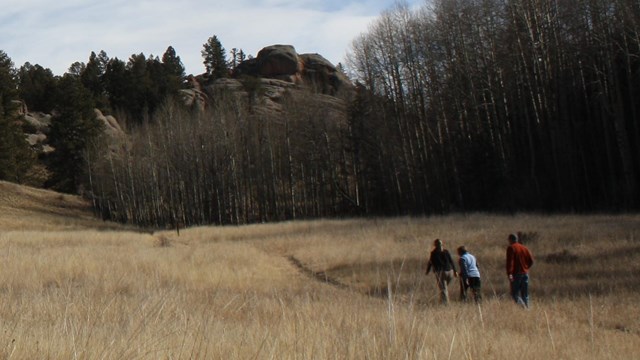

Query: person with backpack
left=457, top=245, right=482, bottom=303
left=425, top=239, right=458, bottom=304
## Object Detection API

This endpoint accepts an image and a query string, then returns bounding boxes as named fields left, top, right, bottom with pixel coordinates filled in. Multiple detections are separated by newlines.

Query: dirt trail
left=286, top=255, right=351, bottom=290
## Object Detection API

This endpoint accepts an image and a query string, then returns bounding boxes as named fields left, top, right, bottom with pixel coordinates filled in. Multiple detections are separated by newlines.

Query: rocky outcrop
left=299, top=53, right=351, bottom=95
left=19, top=106, right=54, bottom=154
left=18, top=45, right=350, bottom=155
left=187, top=44, right=355, bottom=115
left=234, top=44, right=352, bottom=96
left=12, top=100, right=29, bottom=117
left=180, top=75, right=208, bottom=111
left=256, top=45, right=302, bottom=79
left=23, top=112, right=52, bottom=134
left=94, top=109, right=125, bottom=139
left=202, top=76, right=298, bottom=114
left=19, top=104, right=126, bottom=156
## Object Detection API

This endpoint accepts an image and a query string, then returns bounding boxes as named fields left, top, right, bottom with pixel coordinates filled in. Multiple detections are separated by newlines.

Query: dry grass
left=0, top=180, right=127, bottom=231
left=0, top=182, right=639, bottom=358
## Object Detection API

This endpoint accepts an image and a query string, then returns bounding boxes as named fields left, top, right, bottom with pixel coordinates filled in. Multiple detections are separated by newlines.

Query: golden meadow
left=0, top=181, right=638, bottom=359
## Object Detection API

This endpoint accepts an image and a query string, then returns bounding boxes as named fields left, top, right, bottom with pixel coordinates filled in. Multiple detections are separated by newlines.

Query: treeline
left=347, top=0, right=640, bottom=212
left=19, top=47, right=186, bottom=122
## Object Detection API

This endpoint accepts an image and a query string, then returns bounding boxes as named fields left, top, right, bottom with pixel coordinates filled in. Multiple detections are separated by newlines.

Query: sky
left=1, top=0, right=420, bottom=76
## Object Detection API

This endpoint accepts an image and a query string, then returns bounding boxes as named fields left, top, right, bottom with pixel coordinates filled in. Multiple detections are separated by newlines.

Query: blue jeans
left=510, top=274, right=529, bottom=308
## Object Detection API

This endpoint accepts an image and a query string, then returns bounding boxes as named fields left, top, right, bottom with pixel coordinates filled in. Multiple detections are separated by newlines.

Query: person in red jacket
left=506, top=233, right=534, bottom=308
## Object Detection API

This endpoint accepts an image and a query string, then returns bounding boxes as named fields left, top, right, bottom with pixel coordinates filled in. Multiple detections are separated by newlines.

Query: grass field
left=0, top=180, right=639, bottom=359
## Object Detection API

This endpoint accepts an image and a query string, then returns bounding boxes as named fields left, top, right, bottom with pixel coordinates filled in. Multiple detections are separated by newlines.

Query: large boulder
left=23, top=112, right=52, bottom=133
left=11, top=100, right=29, bottom=116
left=233, top=44, right=352, bottom=96
left=299, top=53, right=351, bottom=95
left=94, top=109, right=124, bottom=138
left=256, top=45, right=302, bottom=79
left=180, top=75, right=209, bottom=111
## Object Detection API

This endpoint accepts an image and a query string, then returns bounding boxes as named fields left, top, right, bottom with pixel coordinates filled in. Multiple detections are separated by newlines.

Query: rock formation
left=233, top=44, right=352, bottom=96
left=256, top=45, right=302, bottom=79
left=19, top=103, right=126, bottom=157
left=192, top=44, right=353, bottom=115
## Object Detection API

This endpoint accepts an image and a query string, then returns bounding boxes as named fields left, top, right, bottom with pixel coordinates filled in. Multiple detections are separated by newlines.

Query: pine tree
left=0, top=50, right=34, bottom=183
left=103, top=57, right=127, bottom=112
left=67, top=62, right=86, bottom=77
left=201, top=35, right=229, bottom=79
left=103, top=54, right=153, bottom=122
left=17, top=62, right=58, bottom=112
left=0, top=51, right=18, bottom=116
left=46, top=74, right=102, bottom=193
left=162, top=46, right=185, bottom=79
left=126, top=53, right=155, bottom=121
left=229, top=48, right=247, bottom=71
left=161, top=46, right=186, bottom=95
left=81, top=52, right=105, bottom=104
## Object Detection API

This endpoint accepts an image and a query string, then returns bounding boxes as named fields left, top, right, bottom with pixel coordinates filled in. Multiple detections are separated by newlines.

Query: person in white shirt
left=457, top=246, right=482, bottom=303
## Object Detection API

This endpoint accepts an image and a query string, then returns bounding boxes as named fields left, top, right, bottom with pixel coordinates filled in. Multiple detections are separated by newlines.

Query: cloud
left=0, top=0, right=416, bottom=75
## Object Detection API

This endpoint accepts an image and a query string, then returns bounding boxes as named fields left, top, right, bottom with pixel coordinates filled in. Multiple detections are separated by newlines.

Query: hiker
left=506, top=233, right=534, bottom=308
left=457, top=246, right=482, bottom=303
left=425, top=239, right=458, bottom=304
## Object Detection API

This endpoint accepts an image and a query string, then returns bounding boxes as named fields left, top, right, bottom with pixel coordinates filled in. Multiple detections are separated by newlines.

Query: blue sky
left=1, top=0, right=420, bottom=75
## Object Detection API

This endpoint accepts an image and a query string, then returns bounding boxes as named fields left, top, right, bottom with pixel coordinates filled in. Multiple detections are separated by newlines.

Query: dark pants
left=510, top=273, right=529, bottom=308
left=460, top=277, right=482, bottom=303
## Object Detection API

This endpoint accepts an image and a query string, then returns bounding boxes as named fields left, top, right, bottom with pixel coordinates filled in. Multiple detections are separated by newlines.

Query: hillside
left=0, top=180, right=122, bottom=231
